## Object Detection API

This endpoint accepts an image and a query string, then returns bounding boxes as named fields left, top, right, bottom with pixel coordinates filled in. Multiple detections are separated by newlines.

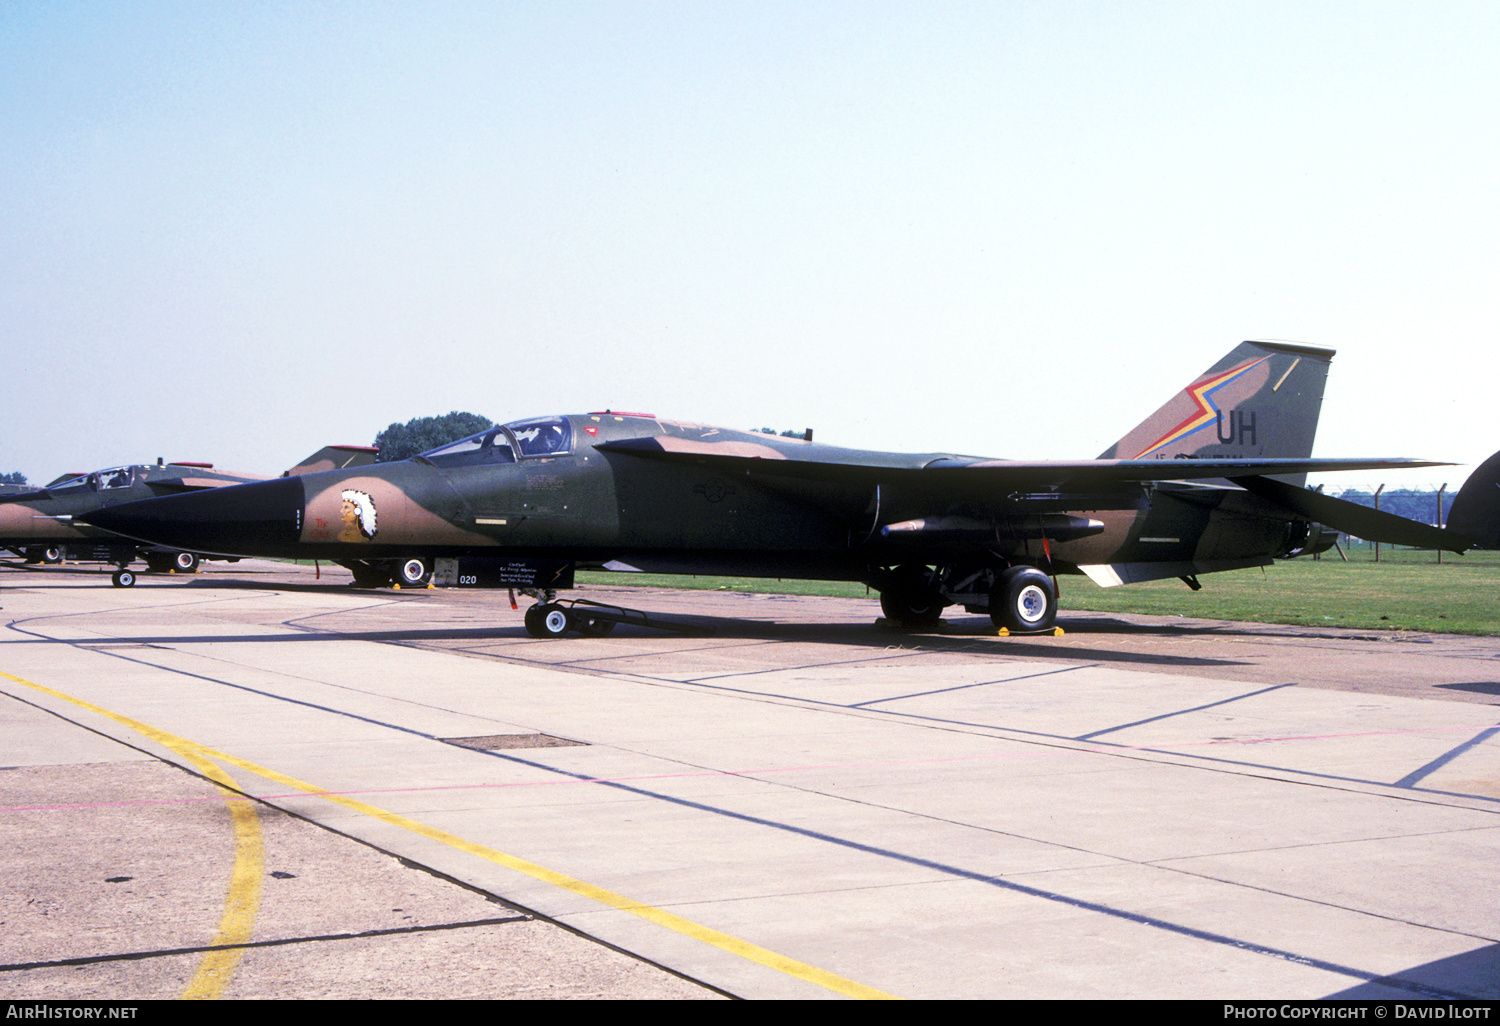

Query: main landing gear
left=877, top=564, right=944, bottom=628
left=144, top=551, right=201, bottom=574
left=988, top=566, right=1058, bottom=633
left=875, top=562, right=1059, bottom=634
left=337, top=557, right=434, bottom=589
left=395, top=557, right=434, bottom=588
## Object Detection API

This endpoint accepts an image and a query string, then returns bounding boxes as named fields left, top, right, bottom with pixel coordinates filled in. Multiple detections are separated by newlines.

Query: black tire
left=525, top=603, right=572, bottom=639
left=172, top=552, right=201, bottom=573
left=990, top=566, right=1057, bottom=633
left=878, top=564, right=945, bottom=627
left=396, top=557, right=432, bottom=587
left=346, top=562, right=393, bottom=588
left=112, top=569, right=136, bottom=588
left=42, top=546, right=63, bottom=565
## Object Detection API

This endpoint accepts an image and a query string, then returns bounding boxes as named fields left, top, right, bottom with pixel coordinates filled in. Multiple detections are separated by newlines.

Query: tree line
left=1326, top=488, right=1455, bottom=527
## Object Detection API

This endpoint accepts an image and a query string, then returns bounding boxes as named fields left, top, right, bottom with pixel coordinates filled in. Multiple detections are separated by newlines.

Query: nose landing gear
left=522, top=598, right=710, bottom=639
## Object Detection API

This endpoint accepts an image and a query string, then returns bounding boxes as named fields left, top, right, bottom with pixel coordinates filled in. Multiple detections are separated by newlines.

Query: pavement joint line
left=0, top=669, right=268, bottom=1000
left=848, top=661, right=1097, bottom=707
left=10, top=715, right=1498, bottom=815
left=0, top=679, right=725, bottom=999
left=650, top=667, right=1500, bottom=806
left=1394, top=725, right=1500, bottom=788
left=0, top=917, right=533, bottom=973
left=1074, top=681, right=1299, bottom=739
left=7, top=612, right=1495, bottom=996
left=12, top=620, right=1499, bottom=813
left=12, top=627, right=1499, bottom=872
left=0, top=668, right=899, bottom=1001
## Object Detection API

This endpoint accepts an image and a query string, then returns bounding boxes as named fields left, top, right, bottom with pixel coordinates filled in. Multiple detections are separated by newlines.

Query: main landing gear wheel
left=990, top=566, right=1057, bottom=633
left=525, top=603, right=573, bottom=639
left=41, top=546, right=64, bottom=565
left=878, top=564, right=945, bottom=628
left=111, top=569, right=136, bottom=588
left=172, top=551, right=201, bottom=573
left=341, top=560, right=393, bottom=588
left=396, top=557, right=433, bottom=587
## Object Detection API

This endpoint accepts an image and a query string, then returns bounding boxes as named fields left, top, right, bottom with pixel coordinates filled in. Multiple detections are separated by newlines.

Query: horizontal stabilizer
left=1446, top=450, right=1500, bottom=549
left=1230, top=475, right=1471, bottom=553
left=283, top=445, right=380, bottom=477
left=1080, top=557, right=1272, bottom=588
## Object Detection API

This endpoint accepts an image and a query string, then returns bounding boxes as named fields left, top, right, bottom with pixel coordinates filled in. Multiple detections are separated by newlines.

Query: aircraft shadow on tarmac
left=7, top=575, right=1257, bottom=670
left=157, top=574, right=1474, bottom=646
left=1436, top=681, right=1500, bottom=698
left=1322, top=942, right=1500, bottom=1000
left=12, top=570, right=1468, bottom=642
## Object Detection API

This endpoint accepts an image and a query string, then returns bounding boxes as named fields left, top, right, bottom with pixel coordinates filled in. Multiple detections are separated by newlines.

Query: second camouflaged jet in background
left=2, top=445, right=377, bottom=582
left=83, top=341, right=1482, bottom=633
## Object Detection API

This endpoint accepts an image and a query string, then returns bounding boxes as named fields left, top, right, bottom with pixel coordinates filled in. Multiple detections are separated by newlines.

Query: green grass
left=1056, top=555, right=1500, bottom=635
left=579, top=550, right=1500, bottom=636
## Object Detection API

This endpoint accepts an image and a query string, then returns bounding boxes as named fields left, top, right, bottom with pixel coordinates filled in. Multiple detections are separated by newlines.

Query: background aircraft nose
left=81, top=476, right=305, bottom=557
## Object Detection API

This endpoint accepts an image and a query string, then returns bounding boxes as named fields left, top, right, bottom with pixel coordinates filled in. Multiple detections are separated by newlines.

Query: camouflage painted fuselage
left=2, top=445, right=379, bottom=560
left=80, top=412, right=1314, bottom=586
left=0, top=463, right=264, bottom=552
left=81, top=341, right=1477, bottom=632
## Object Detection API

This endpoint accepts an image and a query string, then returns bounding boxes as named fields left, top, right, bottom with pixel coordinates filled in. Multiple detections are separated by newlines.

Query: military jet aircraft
left=2, top=445, right=377, bottom=580
left=82, top=341, right=1480, bottom=633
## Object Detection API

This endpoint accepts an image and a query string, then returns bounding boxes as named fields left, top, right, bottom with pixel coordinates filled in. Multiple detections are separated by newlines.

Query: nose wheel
left=522, top=598, right=711, bottom=638
left=524, top=603, right=573, bottom=638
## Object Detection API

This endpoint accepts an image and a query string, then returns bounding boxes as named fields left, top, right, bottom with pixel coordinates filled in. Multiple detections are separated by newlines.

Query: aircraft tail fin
left=1446, top=450, right=1500, bottom=549
left=1098, top=340, right=1335, bottom=486
left=282, top=445, right=379, bottom=478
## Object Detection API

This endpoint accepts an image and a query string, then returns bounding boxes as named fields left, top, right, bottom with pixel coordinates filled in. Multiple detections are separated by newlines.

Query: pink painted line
left=7, top=722, right=1497, bottom=815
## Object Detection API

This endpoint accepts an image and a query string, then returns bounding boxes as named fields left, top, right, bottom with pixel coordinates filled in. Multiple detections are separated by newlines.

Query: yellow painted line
left=0, top=670, right=896, bottom=1000
left=174, top=747, right=264, bottom=1000
left=0, top=671, right=263, bottom=1000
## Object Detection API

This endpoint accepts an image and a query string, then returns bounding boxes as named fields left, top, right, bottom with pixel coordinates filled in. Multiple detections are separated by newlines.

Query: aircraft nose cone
left=81, top=477, right=305, bottom=557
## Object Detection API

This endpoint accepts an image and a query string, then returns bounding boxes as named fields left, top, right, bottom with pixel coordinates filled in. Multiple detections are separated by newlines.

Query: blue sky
left=3, top=1, right=1496, bottom=492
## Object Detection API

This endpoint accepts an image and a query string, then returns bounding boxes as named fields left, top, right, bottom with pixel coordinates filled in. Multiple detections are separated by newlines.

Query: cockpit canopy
left=48, top=466, right=136, bottom=494
left=420, top=416, right=574, bottom=469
